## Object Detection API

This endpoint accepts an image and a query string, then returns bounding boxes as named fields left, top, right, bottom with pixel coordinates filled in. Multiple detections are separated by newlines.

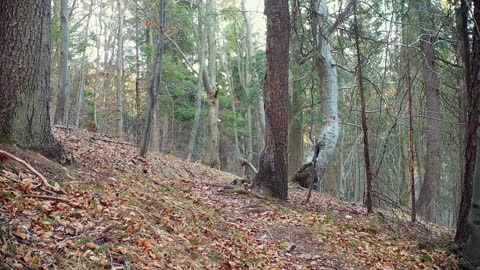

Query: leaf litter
left=0, top=128, right=460, bottom=269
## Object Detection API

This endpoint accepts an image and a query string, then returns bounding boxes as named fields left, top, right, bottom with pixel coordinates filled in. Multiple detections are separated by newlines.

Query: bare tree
left=139, top=0, right=166, bottom=157
left=456, top=0, right=480, bottom=243
left=254, top=0, right=289, bottom=199
left=186, top=0, right=206, bottom=161
left=116, top=0, right=125, bottom=137
left=415, top=0, right=442, bottom=222
left=54, top=0, right=70, bottom=125
left=288, top=0, right=304, bottom=178
left=309, top=0, right=344, bottom=185
left=201, top=0, right=220, bottom=167
left=75, top=0, right=94, bottom=128
left=353, top=3, right=373, bottom=214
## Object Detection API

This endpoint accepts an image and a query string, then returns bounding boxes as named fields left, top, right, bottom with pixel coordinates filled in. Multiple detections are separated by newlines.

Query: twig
left=88, top=136, right=136, bottom=146
left=0, top=150, right=66, bottom=194
left=22, top=194, right=80, bottom=207
left=95, top=224, right=116, bottom=243
left=164, top=33, right=199, bottom=76
left=53, top=125, right=75, bottom=131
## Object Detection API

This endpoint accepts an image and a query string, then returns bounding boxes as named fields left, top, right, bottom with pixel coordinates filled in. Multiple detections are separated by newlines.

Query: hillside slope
left=0, top=128, right=459, bottom=269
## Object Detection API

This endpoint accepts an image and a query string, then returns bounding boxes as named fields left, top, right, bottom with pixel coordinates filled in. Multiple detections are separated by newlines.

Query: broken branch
left=0, top=150, right=66, bottom=194
left=238, top=158, right=258, bottom=174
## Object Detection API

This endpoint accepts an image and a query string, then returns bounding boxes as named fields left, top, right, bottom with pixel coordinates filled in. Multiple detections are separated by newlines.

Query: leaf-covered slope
left=0, top=128, right=459, bottom=269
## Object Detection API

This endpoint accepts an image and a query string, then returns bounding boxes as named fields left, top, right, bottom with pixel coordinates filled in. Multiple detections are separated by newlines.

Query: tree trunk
left=116, top=0, right=125, bottom=137
left=49, top=0, right=61, bottom=122
left=201, top=0, right=220, bottom=168
left=416, top=0, right=442, bottom=221
left=255, top=0, right=289, bottom=200
left=241, top=0, right=265, bottom=155
left=135, top=0, right=141, bottom=145
left=75, top=0, right=94, bottom=128
left=235, top=32, right=254, bottom=163
left=407, top=62, right=416, bottom=223
left=99, top=27, right=114, bottom=134
left=93, top=1, right=104, bottom=129
left=221, top=44, right=242, bottom=174
left=353, top=5, right=373, bottom=214
left=456, top=0, right=480, bottom=243
left=151, top=106, right=160, bottom=153
left=139, top=0, right=166, bottom=157
left=0, top=0, right=66, bottom=161
left=463, top=128, right=480, bottom=266
left=311, top=0, right=340, bottom=184
left=288, top=0, right=304, bottom=179
left=54, top=0, right=70, bottom=125
left=186, top=0, right=206, bottom=161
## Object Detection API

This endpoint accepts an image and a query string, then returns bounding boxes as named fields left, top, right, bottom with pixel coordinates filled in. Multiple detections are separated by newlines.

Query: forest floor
left=0, top=128, right=462, bottom=269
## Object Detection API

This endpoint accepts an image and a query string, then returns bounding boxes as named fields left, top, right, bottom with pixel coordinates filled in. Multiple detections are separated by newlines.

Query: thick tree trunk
left=416, top=11, right=442, bottom=221
left=456, top=0, right=480, bottom=243
left=311, top=0, right=340, bottom=184
left=288, top=0, right=304, bottom=179
left=201, top=0, right=220, bottom=168
left=202, top=70, right=220, bottom=167
left=54, top=0, right=70, bottom=125
left=463, top=128, right=480, bottom=266
left=255, top=0, right=289, bottom=200
left=0, top=0, right=66, bottom=161
left=139, top=0, right=166, bottom=157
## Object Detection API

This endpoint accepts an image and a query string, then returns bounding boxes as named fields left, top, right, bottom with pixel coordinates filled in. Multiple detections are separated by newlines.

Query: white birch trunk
left=312, top=0, right=340, bottom=182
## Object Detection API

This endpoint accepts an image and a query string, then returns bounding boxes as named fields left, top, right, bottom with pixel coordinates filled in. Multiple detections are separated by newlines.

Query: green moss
left=421, top=253, right=433, bottom=262
left=189, top=238, right=200, bottom=246
left=96, top=245, right=106, bottom=253
left=79, top=237, right=93, bottom=245
left=8, top=244, right=16, bottom=254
